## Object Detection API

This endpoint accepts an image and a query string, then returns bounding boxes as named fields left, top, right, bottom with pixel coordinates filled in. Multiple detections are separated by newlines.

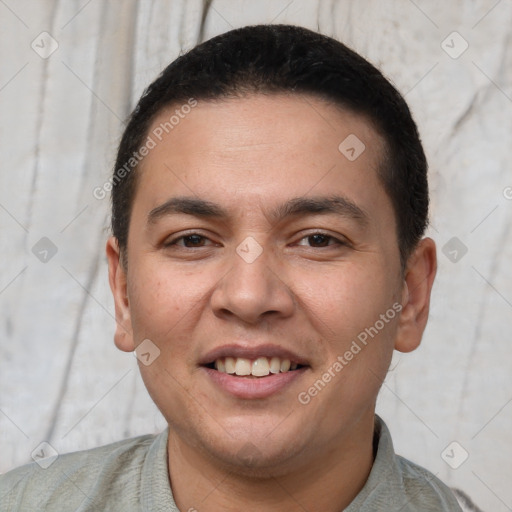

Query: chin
left=212, top=445, right=302, bottom=478
left=198, top=426, right=309, bottom=478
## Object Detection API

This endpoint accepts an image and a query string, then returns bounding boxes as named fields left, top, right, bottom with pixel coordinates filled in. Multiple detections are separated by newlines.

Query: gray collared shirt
left=0, top=416, right=462, bottom=511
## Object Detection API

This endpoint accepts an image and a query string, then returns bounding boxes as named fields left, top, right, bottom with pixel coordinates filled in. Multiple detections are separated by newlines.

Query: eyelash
left=165, top=233, right=215, bottom=248
left=164, top=231, right=346, bottom=249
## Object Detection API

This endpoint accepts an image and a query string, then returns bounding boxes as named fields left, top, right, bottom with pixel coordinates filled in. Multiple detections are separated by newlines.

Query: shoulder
left=395, top=454, right=463, bottom=511
left=347, top=417, right=463, bottom=512
left=0, top=432, right=166, bottom=511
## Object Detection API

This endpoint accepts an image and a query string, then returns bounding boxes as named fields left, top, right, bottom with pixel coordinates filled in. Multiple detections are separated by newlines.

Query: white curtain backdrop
left=0, top=1, right=511, bottom=510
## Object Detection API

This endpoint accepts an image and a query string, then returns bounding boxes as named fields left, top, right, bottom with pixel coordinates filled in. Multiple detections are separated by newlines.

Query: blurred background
left=0, top=1, right=511, bottom=510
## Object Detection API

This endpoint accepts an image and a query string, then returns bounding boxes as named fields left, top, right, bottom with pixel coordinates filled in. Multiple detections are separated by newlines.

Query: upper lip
left=199, top=344, right=310, bottom=366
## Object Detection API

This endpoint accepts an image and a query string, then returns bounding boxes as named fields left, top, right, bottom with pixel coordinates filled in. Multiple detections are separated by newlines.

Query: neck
left=166, top=413, right=376, bottom=512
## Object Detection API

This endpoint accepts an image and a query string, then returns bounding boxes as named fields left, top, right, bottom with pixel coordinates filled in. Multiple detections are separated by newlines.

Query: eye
left=181, top=234, right=207, bottom=247
left=165, top=233, right=214, bottom=248
left=297, top=233, right=344, bottom=248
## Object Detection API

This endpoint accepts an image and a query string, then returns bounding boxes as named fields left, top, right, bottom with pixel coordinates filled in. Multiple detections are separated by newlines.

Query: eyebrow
left=148, top=197, right=227, bottom=224
left=270, top=196, right=369, bottom=226
left=147, top=195, right=369, bottom=227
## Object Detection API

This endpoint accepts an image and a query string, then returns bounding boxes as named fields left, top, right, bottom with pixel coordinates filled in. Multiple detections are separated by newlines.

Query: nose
left=210, top=241, right=295, bottom=325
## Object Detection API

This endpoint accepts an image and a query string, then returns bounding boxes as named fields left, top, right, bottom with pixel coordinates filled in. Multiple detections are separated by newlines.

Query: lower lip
left=202, top=367, right=307, bottom=399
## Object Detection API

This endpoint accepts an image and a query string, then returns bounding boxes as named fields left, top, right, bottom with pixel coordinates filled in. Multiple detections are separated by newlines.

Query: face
left=107, top=93, right=435, bottom=476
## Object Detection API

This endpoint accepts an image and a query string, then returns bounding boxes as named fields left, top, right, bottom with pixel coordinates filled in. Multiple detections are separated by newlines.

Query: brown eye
left=165, top=233, right=213, bottom=248
left=181, top=234, right=206, bottom=247
left=308, top=234, right=331, bottom=247
left=297, top=233, right=342, bottom=248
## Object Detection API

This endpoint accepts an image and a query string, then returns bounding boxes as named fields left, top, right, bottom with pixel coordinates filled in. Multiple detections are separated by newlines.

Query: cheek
left=300, top=264, right=399, bottom=412
left=296, top=259, right=400, bottom=342
left=126, top=260, right=208, bottom=342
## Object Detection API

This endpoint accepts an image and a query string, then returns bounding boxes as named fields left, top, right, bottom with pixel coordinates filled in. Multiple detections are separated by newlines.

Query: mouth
left=199, top=345, right=310, bottom=399
left=204, top=356, right=306, bottom=377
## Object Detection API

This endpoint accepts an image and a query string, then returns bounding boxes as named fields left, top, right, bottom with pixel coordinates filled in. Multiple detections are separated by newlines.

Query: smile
left=208, top=356, right=304, bottom=377
left=199, top=344, right=310, bottom=398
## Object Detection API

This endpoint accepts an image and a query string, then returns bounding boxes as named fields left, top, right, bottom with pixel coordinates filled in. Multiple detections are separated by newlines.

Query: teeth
left=224, top=357, right=236, bottom=374
left=252, top=357, right=270, bottom=377
left=213, top=356, right=300, bottom=377
left=235, top=358, right=251, bottom=376
left=269, top=357, right=281, bottom=374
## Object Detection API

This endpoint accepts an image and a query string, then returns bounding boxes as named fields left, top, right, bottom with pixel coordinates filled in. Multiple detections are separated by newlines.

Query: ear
left=106, top=236, right=135, bottom=352
left=394, top=237, right=437, bottom=353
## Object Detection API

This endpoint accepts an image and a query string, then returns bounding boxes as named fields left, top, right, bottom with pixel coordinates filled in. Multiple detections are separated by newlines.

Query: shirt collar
left=344, top=415, right=410, bottom=511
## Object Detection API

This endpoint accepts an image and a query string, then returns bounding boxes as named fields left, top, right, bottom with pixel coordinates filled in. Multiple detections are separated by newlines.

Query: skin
left=107, top=94, right=436, bottom=512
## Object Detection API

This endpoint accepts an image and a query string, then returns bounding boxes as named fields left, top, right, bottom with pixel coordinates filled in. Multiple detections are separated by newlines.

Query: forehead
left=132, top=93, right=392, bottom=229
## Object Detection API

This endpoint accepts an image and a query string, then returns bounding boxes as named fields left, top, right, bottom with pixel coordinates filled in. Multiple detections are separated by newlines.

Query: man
left=1, top=25, right=463, bottom=511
